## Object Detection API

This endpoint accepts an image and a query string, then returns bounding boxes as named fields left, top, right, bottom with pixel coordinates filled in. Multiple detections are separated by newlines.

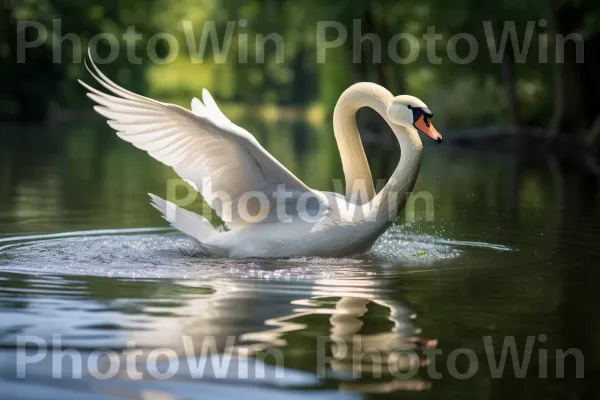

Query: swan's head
left=386, top=95, right=442, bottom=143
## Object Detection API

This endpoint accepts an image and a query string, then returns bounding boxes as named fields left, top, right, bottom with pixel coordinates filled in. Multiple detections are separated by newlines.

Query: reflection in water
left=0, top=271, right=432, bottom=396
left=129, top=279, right=434, bottom=393
left=236, top=278, right=434, bottom=393
left=0, top=229, right=461, bottom=396
left=1, top=118, right=600, bottom=399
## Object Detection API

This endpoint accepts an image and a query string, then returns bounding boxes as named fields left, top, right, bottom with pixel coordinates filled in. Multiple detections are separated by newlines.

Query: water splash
left=0, top=225, right=509, bottom=279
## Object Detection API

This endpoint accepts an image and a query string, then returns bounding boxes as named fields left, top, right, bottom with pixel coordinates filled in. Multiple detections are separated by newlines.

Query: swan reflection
left=0, top=263, right=436, bottom=395
left=206, top=276, right=434, bottom=393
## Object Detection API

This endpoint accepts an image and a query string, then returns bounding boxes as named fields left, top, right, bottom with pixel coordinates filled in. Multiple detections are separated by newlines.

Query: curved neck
left=370, top=124, right=423, bottom=224
left=333, top=83, right=393, bottom=204
left=333, top=83, right=423, bottom=223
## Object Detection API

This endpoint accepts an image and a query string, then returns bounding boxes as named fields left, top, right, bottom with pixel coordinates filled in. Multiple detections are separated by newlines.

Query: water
left=1, top=119, right=600, bottom=399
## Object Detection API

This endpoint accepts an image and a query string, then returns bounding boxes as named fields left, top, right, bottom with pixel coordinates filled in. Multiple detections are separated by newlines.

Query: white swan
left=79, top=57, right=442, bottom=258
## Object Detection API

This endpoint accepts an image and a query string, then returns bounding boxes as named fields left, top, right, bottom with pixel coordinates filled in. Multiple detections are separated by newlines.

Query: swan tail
left=149, top=193, right=217, bottom=249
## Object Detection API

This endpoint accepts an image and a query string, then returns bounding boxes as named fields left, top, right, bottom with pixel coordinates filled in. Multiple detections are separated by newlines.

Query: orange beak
left=414, top=115, right=442, bottom=143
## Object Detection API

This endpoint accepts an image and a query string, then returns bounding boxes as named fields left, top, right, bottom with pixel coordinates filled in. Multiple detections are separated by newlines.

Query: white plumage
left=80, top=54, right=435, bottom=258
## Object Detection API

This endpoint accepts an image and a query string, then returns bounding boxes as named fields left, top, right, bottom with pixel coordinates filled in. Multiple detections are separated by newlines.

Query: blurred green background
left=1, top=3, right=600, bottom=398
left=1, top=0, right=600, bottom=232
left=2, top=0, right=600, bottom=140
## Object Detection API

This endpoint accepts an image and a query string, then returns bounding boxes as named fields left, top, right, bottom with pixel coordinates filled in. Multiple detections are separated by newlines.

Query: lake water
left=0, top=118, right=599, bottom=399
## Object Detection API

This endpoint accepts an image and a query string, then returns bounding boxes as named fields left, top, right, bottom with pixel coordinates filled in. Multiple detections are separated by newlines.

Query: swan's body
left=80, top=57, right=441, bottom=258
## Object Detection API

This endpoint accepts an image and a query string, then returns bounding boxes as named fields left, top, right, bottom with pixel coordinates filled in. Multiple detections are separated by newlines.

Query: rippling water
left=1, top=120, right=599, bottom=399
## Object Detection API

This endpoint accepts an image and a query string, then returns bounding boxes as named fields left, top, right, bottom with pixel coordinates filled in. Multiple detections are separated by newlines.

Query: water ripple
left=0, top=225, right=515, bottom=280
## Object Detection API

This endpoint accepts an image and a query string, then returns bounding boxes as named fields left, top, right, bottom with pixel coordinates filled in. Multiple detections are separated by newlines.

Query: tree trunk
left=548, top=2, right=586, bottom=140
left=362, top=1, right=404, bottom=93
left=501, top=51, right=519, bottom=127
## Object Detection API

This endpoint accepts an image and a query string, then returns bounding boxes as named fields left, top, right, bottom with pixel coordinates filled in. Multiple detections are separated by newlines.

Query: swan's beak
left=414, top=115, right=442, bottom=143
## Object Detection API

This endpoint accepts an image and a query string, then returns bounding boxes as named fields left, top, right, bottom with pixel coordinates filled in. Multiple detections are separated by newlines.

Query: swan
left=79, top=57, right=442, bottom=258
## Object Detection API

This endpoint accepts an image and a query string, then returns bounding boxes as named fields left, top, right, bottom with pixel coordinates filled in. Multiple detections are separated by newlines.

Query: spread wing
left=79, top=56, right=327, bottom=228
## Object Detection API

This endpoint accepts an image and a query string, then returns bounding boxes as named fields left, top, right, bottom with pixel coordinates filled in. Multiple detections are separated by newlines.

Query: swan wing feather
left=79, top=56, right=326, bottom=228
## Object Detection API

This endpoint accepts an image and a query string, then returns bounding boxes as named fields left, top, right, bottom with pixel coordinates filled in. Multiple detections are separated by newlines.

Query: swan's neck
left=333, top=83, right=394, bottom=204
left=370, top=124, right=423, bottom=224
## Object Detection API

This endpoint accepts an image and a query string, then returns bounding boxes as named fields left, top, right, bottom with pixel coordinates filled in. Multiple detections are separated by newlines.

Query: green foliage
left=2, top=0, right=600, bottom=128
